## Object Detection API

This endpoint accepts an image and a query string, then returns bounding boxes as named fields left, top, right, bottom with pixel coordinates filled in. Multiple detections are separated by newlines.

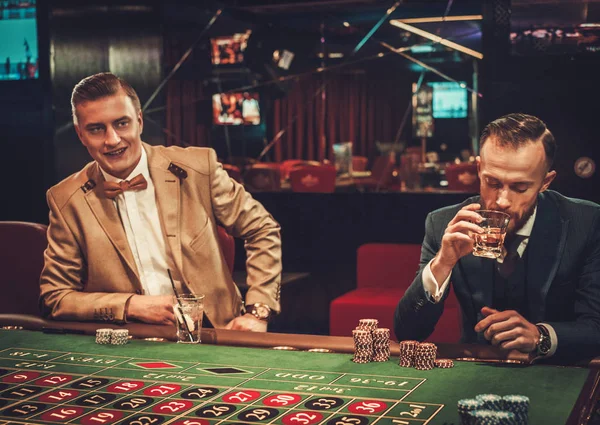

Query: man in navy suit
left=394, top=113, right=600, bottom=362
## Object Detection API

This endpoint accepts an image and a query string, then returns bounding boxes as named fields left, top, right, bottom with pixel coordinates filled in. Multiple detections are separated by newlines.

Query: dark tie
left=496, top=235, right=525, bottom=278
left=103, top=174, right=148, bottom=199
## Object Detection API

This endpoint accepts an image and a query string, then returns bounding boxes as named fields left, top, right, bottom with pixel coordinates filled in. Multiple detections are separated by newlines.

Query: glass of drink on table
left=472, top=210, right=510, bottom=259
left=174, top=294, right=204, bottom=343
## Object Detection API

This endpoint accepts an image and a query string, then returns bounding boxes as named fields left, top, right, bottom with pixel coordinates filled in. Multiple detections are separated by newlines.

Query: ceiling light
left=390, top=21, right=483, bottom=59
left=395, top=15, right=482, bottom=24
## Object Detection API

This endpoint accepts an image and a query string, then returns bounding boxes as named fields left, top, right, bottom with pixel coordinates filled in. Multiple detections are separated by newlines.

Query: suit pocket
left=189, top=216, right=211, bottom=252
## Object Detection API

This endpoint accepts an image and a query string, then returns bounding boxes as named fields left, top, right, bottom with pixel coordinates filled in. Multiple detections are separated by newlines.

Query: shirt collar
left=100, top=147, right=149, bottom=183
left=515, top=205, right=537, bottom=238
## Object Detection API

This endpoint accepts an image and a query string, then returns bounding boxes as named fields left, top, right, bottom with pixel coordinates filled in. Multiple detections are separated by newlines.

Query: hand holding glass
left=472, top=210, right=510, bottom=259
left=173, top=294, right=204, bottom=343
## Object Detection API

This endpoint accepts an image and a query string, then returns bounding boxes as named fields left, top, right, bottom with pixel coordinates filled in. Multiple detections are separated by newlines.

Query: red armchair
left=0, top=221, right=48, bottom=316
left=329, top=243, right=462, bottom=343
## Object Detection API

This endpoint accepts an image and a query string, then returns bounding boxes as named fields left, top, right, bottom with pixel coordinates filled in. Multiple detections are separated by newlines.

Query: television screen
left=212, top=92, right=260, bottom=125
left=210, top=31, right=251, bottom=65
left=0, top=0, right=39, bottom=81
left=428, top=81, right=468, bottom=119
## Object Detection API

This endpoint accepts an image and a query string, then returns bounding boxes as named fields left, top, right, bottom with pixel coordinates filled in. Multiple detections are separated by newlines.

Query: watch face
left=252, top=304, right=270, bottom=320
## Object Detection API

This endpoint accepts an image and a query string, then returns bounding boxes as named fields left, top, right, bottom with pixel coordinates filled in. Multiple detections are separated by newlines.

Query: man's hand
left=475, top=306, right=540, bottom=353
left=225, top=314, right=267, bottom=332
left=126, top=295, right=175, bottom=325
left=431, top=203, right=483, bottom=283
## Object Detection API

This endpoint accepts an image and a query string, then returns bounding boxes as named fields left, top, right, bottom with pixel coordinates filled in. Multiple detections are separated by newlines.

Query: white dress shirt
left=422, top=206, right=558, bottom=357
left=100, top=148, right=175, bottom=296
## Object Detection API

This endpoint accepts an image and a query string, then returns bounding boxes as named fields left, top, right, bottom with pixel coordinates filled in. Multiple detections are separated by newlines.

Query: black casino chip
left=304, top=397, right=345, bottom=410
left=195, top=403, right=237, bottom=418
left=1, top=385, right=43, bottom=399
left=237, top=407, right=279, bottom=422
left=326, top=415, right=369, bottom=425
left=75, top=392, right=117, bottom=407
left=113, top=396, right=154, bottom=410
left=119, top=414, right=165, bottom=425
left=181, top=386, right=220, bottom=400
left=2, top=402, right=47, bottom=417
left=70, top=377, right=110, bottom=390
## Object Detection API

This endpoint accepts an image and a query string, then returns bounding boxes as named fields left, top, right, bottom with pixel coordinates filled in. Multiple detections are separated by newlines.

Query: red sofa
left=329, top=243, right=462, bottom=343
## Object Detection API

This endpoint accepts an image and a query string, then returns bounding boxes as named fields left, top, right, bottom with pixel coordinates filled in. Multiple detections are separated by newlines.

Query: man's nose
left=496, top=189, right=511, bottom=210
left=105, top=126, right=121, bottom=146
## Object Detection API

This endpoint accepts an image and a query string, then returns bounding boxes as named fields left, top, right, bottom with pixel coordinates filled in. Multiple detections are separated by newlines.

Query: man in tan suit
left=40, top=72, right=281, bottom=331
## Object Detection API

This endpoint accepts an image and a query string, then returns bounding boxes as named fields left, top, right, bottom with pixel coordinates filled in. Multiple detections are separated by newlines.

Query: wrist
left=431, top=255, right=455, bottom=276
left=535, top=324, right=551, bottom=356
left=247, top=302, right=272, bottom=322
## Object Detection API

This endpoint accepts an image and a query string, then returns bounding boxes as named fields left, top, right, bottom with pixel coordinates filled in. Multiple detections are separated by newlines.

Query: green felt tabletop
left=0, top=330, right=592, bottom=425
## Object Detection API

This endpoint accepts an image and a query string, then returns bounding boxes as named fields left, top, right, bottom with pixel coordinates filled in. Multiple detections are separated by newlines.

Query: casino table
left=0, top=317, right=598, bottom=425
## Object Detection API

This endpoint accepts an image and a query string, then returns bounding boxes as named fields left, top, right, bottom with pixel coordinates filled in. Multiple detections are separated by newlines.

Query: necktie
left=103, top=174, right=148, bottom=199
left=496, top=235, right=524, bottom=278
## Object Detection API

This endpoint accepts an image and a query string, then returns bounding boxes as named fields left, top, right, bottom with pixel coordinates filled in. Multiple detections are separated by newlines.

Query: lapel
left=145, top=144, right=184, bottom=277
left=526, top=192, right=567, bottom=322
left=83, top=163, right=141, bottom=285
left=459, top=254, right=495, bottom=320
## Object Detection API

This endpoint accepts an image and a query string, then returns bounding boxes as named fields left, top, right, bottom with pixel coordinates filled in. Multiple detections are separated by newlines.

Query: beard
left=507, top=201, right=537, bottom=238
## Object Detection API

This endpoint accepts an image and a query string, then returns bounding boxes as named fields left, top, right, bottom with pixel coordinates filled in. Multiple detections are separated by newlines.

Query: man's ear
left=476, top=155, right=481, bottom=177
left=138, top=110, right=143, bottom=135
left=541, top=170, right=557, bottom=192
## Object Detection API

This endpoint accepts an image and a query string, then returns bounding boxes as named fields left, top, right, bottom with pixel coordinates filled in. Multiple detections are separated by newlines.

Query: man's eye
left=487, top=181, right=502, bottom=188
left=89, top=127, right=103, bottom=134
left=512, top=187, right=528, bottom=193
left=117, top=121, right=129, bottom=128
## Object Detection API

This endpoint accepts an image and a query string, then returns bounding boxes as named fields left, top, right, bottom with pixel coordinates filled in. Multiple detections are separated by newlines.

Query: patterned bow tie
left=103, top=174, right=148, bottom=199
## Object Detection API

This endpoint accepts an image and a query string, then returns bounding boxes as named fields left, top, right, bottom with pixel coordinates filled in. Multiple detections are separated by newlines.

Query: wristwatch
left=536, top=324, right=551, bottom=356
left=248, top=303, right=272, bottom=322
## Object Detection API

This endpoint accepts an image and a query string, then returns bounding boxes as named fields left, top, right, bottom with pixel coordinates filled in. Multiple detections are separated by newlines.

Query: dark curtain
left=164, top=35, right=413, bottom=158
left=270, top=72, right=411, bottom=162
left=164, top=34, right=211, bottom=148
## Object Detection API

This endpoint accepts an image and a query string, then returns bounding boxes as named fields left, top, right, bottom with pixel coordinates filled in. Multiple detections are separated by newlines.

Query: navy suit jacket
left=394, top=190, right=600, bottom=361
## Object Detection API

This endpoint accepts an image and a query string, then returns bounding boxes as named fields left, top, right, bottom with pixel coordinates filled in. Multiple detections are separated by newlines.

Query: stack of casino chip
left=434, top=358, right=454, bottom=368
left=468, top=409, right=517, bottom=425
left=95, top=328, right=113, bottom=345
left=352, top=329, right=373, bottom=363
left=357, top=318, right=379, bottom=332
left=413, top=342, right=437, bottom=370
left=457, top=398, right=485, bottom=425
left=458, top=394, right=530, bottom=425
left=371, top=328, right=391, bottom=362
left=502, top=395, right=529, bottom=424
left=111, top=329, right=129, bottom=345
left=398, top=340, right=418, bottom=367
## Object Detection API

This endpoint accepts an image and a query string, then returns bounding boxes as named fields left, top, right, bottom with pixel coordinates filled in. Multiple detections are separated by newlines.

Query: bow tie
left=103, top=174, right=148, bottom=199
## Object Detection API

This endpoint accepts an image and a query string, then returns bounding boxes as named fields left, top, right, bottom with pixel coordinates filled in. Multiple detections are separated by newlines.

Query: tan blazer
left=40, top=144, right=282, bottom=327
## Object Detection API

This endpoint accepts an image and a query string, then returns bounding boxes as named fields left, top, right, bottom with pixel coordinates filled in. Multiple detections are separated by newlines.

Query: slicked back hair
left=479, top=113, right=556, bottom=171
left=71, top=72, right=141, bottom=123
